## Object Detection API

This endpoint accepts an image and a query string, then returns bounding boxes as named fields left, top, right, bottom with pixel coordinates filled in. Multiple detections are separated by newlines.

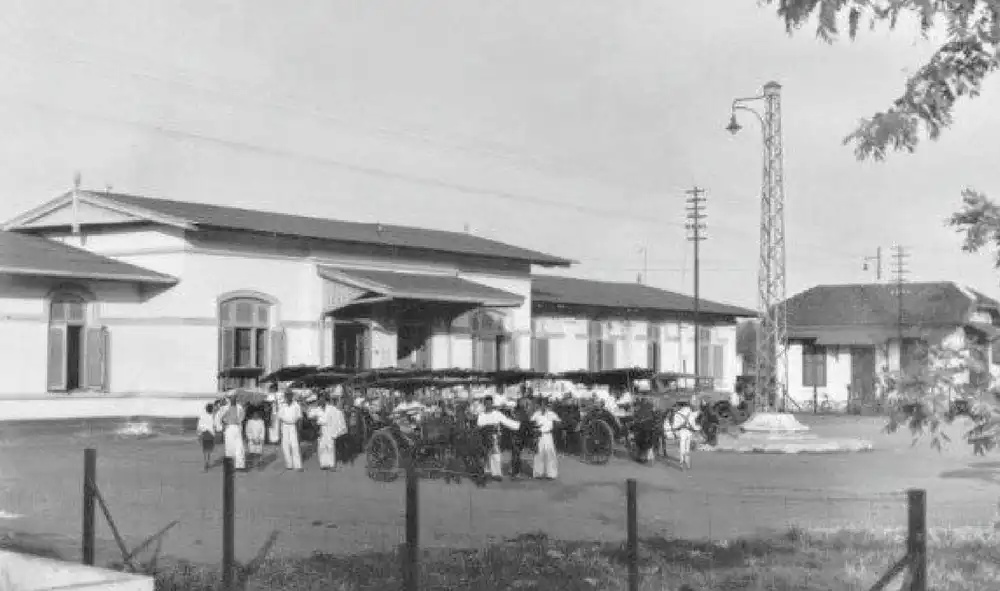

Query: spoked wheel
left=366, top=429, right=401, bottom=482
left=581, top=419, right=614, bottom=465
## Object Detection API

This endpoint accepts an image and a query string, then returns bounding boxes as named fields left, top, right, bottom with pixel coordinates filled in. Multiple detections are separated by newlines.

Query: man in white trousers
left=531, top=397, right=561, bottom=479
left=309, top=393, right=347, bottom=470
left=220, top=394, right=246, bottom=470
left=476, top=396, right=521, bottom=480
left=276, top=390, right=303, bottom=471
left=670, top=395, right=701, bottom=471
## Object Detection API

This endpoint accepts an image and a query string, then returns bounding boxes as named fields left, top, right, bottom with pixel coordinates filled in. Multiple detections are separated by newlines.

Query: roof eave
left=0, top=266, right=178, bottom=285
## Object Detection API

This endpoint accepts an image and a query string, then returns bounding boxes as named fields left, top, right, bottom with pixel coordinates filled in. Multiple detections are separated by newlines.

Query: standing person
left=267, top=387, right=281, bottom=444
left=310, top=393, right=347, bottom=470
left=196, top=403, right=217, bottom=471
left=670, top=395, right=701, bottom=470
left=220, top=395, right=246, bottom=470
left=276, top=390, right=303, bottom=471
left=476, top=396, right=521, bottom=480
left=245, top=408, right=266, bottom=469
left=531, top=397, right=561, bottom=480
left=509, top=397, right=534, bottom=479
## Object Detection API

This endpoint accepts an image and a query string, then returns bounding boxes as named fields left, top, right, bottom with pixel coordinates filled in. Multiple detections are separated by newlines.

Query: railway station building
left=0, top=189, right=754, bottom=397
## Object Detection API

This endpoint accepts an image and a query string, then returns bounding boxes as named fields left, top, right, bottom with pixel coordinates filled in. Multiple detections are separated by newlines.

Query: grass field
left=1, top=414, right=998, bottom=589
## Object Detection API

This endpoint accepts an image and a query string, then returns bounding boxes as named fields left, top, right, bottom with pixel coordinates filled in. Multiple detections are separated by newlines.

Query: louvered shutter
left=602, top=341, right=616, bottom=370
left=47, top=325, right=67, bottom=391
left=712, top=344, right=724, bottom=380
left=84, top=326, right=109, bottom=391
left=269, top=328, right=286, bottom=372
left=220, top=327, right=235, bottom=372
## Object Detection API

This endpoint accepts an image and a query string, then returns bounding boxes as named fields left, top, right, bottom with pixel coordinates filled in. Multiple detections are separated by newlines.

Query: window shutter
left=219, top=327, right=235, bottom=372
left=588, top=339, right=600, bottom=371
left=712, top=344, right=724, bottom=380
left=506, top=336, right=518, bottom=369
left=602, top=340, right=616, bottom=370
left=647, top=341, right=660, bottom=372
left=539, top=338, right=550, bottom=373
left=84, top=326, right=109, bottom=391
left=269, top=327, right=286, bottom=372
left=47, top=325, right=67, bottom=391
left=816, top=349, right=827, bottom=387
left=483, top=338, right=498, bottom=372
left=699, top=345, right=711, bottom=376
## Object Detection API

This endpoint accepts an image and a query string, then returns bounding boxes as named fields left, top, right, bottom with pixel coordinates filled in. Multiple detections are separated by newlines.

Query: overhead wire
left=0, top=22, right=869, bottom=269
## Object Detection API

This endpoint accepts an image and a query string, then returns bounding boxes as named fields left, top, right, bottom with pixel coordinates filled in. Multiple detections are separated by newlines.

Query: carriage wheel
left=582, top=419, right=614, bottom=465
left=366, top=429, right=401, bottom=482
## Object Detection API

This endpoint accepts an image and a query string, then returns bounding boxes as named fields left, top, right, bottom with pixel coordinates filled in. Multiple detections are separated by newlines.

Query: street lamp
left=727, top=82, right=788, bottom=415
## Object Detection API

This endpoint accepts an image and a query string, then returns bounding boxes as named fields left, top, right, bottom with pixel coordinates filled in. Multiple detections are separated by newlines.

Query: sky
left=0, top=0, right=998, bottom=309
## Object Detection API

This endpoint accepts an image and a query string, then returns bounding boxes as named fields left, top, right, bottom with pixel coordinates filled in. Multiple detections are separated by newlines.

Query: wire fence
left=1, top=437, right=996, bottom=590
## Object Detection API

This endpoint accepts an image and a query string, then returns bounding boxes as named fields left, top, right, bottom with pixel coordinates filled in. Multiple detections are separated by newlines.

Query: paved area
left=0, top=414, right=997, bottom=567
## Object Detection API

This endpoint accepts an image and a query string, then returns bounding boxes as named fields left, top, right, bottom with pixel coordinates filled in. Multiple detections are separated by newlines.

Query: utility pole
left=863, top=247, right=883, bottom=281
left=686, top=187, right=707, bottom=390
left=891, top=244, right=910, bottom=369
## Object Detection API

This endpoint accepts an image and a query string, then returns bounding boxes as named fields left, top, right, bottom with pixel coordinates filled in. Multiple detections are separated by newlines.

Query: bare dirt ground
left=0, top=414, right=997, bottom=569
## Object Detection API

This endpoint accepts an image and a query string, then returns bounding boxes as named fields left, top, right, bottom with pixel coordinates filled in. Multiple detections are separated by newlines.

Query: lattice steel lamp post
left=727, top=82, right=788, bottom=414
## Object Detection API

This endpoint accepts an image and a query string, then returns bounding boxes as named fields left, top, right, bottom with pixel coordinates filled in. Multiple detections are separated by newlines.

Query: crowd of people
left=196, top=389, right=347, bottom=472
left=195, top=380, right=744, bottom=478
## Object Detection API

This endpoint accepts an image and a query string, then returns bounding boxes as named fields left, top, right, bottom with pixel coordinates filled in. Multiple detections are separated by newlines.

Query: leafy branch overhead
left=762, top=0, right=1000, bottom=160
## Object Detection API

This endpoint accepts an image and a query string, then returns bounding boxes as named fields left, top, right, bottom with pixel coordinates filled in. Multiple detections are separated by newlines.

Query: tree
left=881, top=338, right=1000, bottom=452
left=765, top=1, right=1000, bottom=450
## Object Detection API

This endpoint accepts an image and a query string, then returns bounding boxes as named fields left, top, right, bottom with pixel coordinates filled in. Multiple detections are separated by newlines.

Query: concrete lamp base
left=740, top=411, right=810, bottom=434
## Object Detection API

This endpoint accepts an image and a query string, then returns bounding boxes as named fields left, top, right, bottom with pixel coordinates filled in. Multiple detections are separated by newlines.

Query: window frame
left=801, top=342, right=827, bottom=388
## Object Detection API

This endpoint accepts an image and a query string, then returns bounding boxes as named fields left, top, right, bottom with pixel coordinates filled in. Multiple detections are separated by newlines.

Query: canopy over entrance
left=318, top=265, right=523, bottom=316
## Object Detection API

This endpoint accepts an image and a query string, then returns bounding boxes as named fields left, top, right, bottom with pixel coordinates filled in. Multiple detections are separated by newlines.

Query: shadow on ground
left=940, top=461, right=1000, bottom=484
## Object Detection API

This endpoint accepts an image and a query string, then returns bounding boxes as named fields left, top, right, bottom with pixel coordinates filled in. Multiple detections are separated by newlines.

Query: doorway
left=397, top=323, right=432, bottom=369
left=66, top=325, right=83, bottom=390
left=850, top=346, right=876, bottom=403
left=334, top=323, right=369, bottom=369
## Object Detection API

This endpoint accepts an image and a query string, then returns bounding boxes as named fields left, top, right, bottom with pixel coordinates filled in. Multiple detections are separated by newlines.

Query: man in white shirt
left=476, top=396, right=521, bottom=480
left=531, top=398, right=561, bottom=479
left=276, top=390, right=304, bottom=471
left=309, top=393, right=347, bottom=470
left=669, top=395, right=701, bottom=471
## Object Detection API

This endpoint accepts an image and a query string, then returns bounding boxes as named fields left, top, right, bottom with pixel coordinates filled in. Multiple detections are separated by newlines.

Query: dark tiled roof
left=784, top=282, right=995, bottom=328
left=88, top=191, right=572, bottom=267
left=0, top=231, right=176, bottom=284
left=318, top=266, right=523, bottom=306
left=531, top=275, right=757, bottom=318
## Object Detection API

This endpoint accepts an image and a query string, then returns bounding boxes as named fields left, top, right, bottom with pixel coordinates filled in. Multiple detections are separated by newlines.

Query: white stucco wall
left=532, top=314, right=740, bottom=391
left=3, top=223, right=540, bottom=395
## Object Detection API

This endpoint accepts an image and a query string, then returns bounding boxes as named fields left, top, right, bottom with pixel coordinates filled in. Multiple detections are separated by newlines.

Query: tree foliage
left=763, top=0, right=1000, bottom=160
left=881, top=339, right=1000, bottom=452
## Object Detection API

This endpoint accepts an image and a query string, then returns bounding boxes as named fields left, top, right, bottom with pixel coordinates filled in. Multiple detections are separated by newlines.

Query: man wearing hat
left=475, top=395, right=521, bottom=480
left=669, top=394, right=701, bottom=470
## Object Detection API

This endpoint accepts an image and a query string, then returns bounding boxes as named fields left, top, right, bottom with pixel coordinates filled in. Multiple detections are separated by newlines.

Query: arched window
left=219, top=297, right=277, bottom=371
left=468, top=309, right=515, bottom=371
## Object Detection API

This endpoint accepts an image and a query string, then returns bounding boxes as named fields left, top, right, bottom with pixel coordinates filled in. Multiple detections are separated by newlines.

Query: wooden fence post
left=404, top=462, right=419, bottom=591
left=222, top=458, right=235, bottom=590
left=907, top=489, right=927, bottom=591
left=82, top=448, right=96, bottom=566
left=626, top=478, right=638, bottom=591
